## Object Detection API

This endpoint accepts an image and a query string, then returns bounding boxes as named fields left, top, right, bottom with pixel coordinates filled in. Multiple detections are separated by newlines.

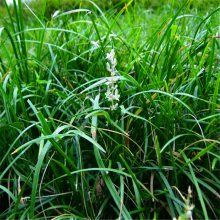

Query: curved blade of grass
left=0, top=185, right=16, bottom=203
left=29, top=140, right=51, bottom=218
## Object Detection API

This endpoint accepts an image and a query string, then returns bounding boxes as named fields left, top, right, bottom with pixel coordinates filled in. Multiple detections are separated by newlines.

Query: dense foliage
left=0, top=0, right=219, bottom=219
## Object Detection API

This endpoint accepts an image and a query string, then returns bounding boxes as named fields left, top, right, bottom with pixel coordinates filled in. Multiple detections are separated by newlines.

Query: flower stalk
left=105, top=49, right=120, bottom=110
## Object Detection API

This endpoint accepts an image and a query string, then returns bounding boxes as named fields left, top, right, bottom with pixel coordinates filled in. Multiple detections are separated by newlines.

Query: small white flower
left=110, top=103, right=118, bottom=111
left=114, top=88, right=120, bottom=101
left=106, top=49, right=117, bottom=76
left=106, top=62, right=111, bottom=72
left=106, top=49, right=115, bottom=60
left=91, top=40, right=100, bottom=50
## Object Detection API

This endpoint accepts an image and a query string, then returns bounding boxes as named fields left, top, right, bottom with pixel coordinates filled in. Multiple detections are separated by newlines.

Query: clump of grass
left=0, top=0, right=219, bottom=219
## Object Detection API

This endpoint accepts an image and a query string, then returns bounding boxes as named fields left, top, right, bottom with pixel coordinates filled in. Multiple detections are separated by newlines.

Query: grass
left=0, top=0, right=219, bottom=219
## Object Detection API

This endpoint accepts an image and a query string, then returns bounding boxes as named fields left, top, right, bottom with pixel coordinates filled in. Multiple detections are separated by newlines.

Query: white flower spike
left=105, top=49, right=120, bottom=110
